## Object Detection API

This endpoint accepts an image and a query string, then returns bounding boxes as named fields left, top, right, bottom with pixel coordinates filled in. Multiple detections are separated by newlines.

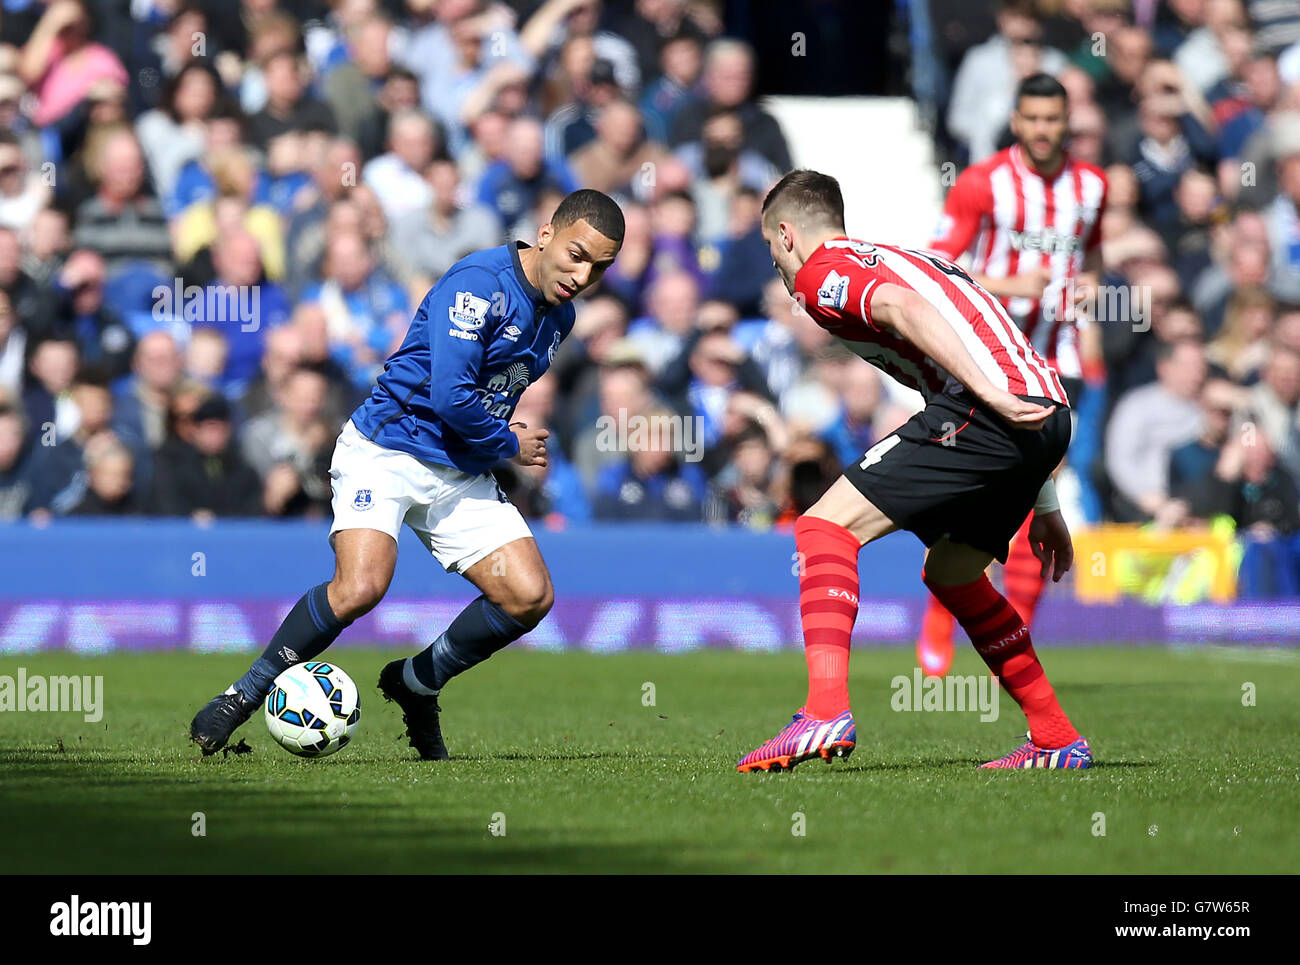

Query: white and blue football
left=264, top=662, right=361, bottom=758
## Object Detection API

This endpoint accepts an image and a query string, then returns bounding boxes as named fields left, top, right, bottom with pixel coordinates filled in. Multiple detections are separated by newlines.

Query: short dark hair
left=762, top=169, right=845, bottom=230
left=552, top=188, right=626, bottom=244
left=999, top=0, right=1038, bottom=17
left=1016, top=72, right=1067, bottom=105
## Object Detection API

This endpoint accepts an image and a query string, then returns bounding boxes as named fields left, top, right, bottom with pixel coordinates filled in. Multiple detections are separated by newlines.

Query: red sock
left=922, top=572, right=1078, bottom=748
left=919, top=593, right=956, bottom=647
left=796, top=516, right=860, bottom=720
left=1003, top=517, right=1047, bottom=626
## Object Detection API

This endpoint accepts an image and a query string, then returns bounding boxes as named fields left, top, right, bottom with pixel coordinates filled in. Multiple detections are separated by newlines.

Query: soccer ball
left=264, top=662, right=361, bottom=758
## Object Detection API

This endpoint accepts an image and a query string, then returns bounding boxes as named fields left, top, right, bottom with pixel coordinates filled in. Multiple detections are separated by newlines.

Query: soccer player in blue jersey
left=190, top=189, right=625, bottom=759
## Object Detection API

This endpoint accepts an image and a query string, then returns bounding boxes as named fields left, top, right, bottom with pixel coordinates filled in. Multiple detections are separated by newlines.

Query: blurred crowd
left=2, top=0, right=1299, bottom=595
left=932, top=0, right=1300, bottom=596
left=0, top=0, right=901, bottom=532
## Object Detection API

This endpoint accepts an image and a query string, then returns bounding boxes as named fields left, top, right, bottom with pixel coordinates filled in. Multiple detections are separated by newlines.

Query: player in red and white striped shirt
left=918, top=72, right=1108, bottom=677
left=736, top=169, right=1091, bottom=773
left=930, top=73, right=1107, bottom=384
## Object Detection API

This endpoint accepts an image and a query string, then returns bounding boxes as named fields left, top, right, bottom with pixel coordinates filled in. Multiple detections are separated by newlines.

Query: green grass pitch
left=1, top=646, right=1297, bottom=873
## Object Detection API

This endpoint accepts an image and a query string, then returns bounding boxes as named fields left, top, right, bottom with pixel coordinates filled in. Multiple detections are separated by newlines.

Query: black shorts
left=843, top=390, right=1071, bottom=563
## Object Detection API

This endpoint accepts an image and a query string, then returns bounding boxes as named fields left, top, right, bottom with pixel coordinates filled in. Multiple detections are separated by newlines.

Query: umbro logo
left=503, top=325, right=522, bottom=341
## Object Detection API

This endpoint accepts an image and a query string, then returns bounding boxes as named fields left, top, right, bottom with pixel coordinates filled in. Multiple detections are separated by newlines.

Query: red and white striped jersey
left=793, top=237, right=1068, bottom=404
left=928, top=145, right=1107, bottom=378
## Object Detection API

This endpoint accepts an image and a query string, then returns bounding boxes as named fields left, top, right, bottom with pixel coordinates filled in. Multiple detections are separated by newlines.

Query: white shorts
left=328, top=420, right=533, bottom=574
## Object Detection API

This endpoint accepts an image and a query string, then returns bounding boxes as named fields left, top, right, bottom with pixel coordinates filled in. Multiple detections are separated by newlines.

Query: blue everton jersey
left=350, top=242, right=576, bottom=475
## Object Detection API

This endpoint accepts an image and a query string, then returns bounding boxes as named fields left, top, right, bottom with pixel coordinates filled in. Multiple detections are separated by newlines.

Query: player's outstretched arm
left=868, top=282, right=1055, bottom=429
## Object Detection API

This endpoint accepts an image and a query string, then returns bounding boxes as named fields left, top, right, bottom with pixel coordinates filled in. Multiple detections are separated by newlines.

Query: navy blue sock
left=232, top=583, right=351, bottom=701
left=403, top=596, right=529, bottom=694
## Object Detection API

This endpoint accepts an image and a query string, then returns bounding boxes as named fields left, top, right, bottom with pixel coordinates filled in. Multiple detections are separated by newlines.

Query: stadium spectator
left=626, top=269, right=699, bottom=374
left=1129, top=63, right=1218, bottom=231
left=1265, top=121, right=1300, bottom=302
left=166, top=106, right=248, bottom=218
left=22, top=208, right=71, bottom=289
left=1, top=225, right=58, bottom=333
left=1105, top=339, right=1209, bottom=524
left=678, top=105, right=778, bottom=243
left=1067, top=99, right=1108, bottom=167
left=323, top=13, right=396, bottom=151
left=644, top=188, right=704, bottom=290
left=245, top=50, right=337, bottom=150
left=1207, top=430, right=1300, bottom=596
left=948, top=0, right=1069, bottom=163
left=301, top=230, right=408, bottom=390
left=1091, top=23, right=1153, bottom=140
left=115, top=331, right=184, bottom=451
left=1213, top=48, right=1281, bottom=169
left=592, top=404, right=707, bottom=522
left=185, top=328, right=230, bottom=391
left=600, top=200, right=652, bottom=312
left=25, top=371, right=145, bottom=514
left=548, top=293, right=629, bottom=447
left=666, top=328, right=753, bottom=449
left=149, top=393, right=262, bottom=519
left=67, top=436, right=140, bottom=516
left=36, top=249, right=135, bottom=379
left=20, top=336, right=79, bottom=448
left=708, top=422, right=780, bottom=529
left=543, top=41, right=621, bottom=160
left=571, top=353, right=655, bottom=486
left=173, top=147, right=286, bottom=281
left=362, top=109, right=439, bottom=223
left=0, top=130, right=51, bottom=233
left=569, top=98, right=666, bottom=200
left=477, top=116, right=577, bottom=237
left=638, top=30, right=704, bottom=144
left=823, top=364, right=886, bottom=470
left=72, top=128, right=171, bottom=275
left=0, top=401, right=32, bottom=519
left=1242, top=346, right=1300, bottom=479
left=241, top=366, right=334, bottom=517
left=1171, top=377, right=1245, bottom=505
left=390, top=158, right=502, bottom=284
left=404, top=1, right=533, bottom=154
left=0, top=289, right=25, bottom=401
left=738, top=278, right=830, bottom=408
left=134, top=62, right=221, bottom=205
left=283, top=138, right=365, bottom=298
left=1192, top=209, right=1270, bottom=329
left=1173, top=0, right=1246, bottom=93
left=18, top=0, right=128, bottom=128
left=1207, top=285, right=1275, bottom=381
left=669, top=38, right=791, bottom=171
left=198, top=230, right=292, bottom=394
left=706, top=187, right=772, bottom=317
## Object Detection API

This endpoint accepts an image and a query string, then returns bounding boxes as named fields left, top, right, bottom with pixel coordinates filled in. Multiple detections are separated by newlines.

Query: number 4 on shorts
left=859, top=434, right=902, bottom=470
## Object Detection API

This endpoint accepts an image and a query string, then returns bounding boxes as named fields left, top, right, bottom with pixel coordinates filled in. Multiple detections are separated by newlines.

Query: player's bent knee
left=499, top=576, right=554, bottom=628
left=328, top=575, right=389, bottom=622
